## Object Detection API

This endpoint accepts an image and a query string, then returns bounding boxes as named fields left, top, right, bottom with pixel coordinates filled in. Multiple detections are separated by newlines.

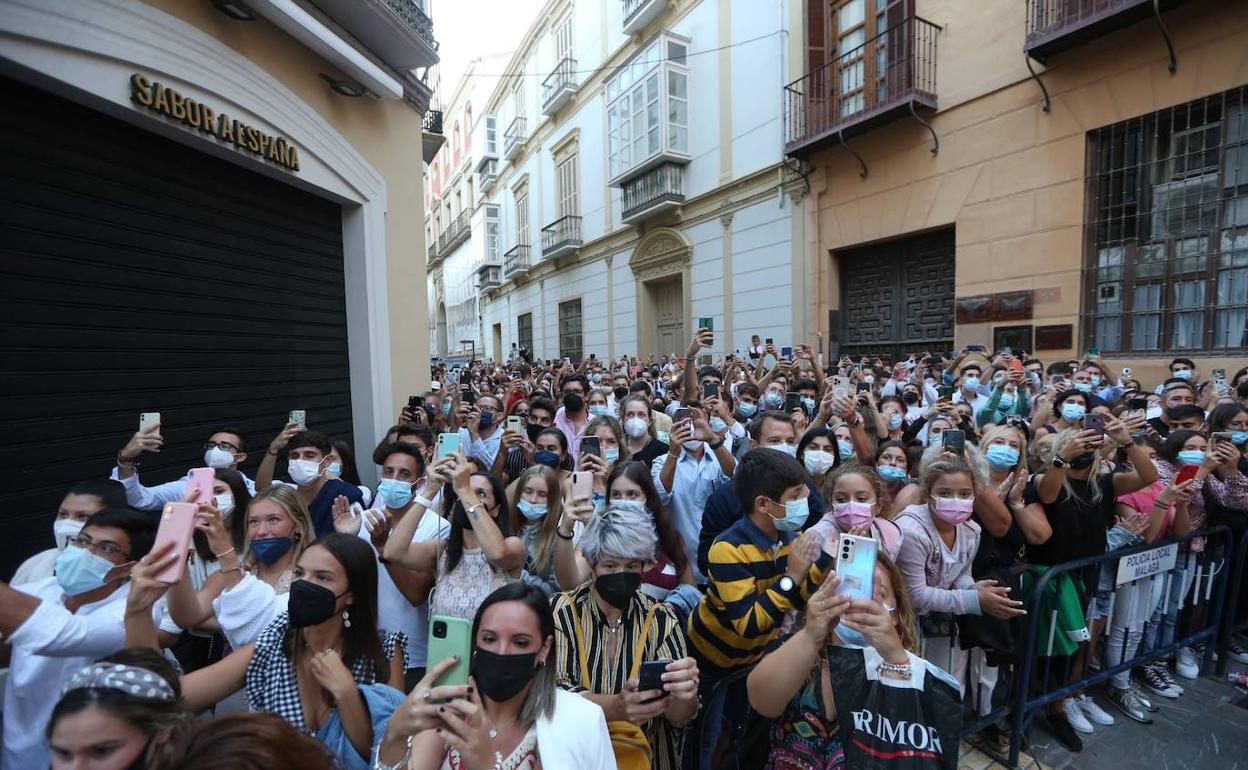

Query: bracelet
left=218, top=565, right=244, bottom=575
left=371, top=736, right=412, bottom=770
left=556, top=528, right=574, bottom=540
left=414, top=495, right=435, bottom=509
left=267, top=449, right=279, bottom=457
left=213, top=546, right=236, bottom=559
left=708, top=437, right=725, bottom=451
left=877, top=658, right=912, bottom=679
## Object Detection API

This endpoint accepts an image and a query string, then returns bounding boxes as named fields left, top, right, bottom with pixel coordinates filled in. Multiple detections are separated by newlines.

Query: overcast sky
left=431, top=0, right=545, bottom=96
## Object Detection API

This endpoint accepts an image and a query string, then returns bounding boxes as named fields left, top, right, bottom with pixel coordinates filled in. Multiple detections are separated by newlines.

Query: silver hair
left=578, top=505, right=657, bottom=565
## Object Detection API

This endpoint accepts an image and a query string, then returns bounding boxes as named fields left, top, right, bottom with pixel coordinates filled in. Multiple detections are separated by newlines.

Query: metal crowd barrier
left=1215, top=526, right=1248, bottom=677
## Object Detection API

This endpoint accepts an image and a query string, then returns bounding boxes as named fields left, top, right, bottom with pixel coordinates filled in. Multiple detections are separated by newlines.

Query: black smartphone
left=1127, top=397, right=1148, bottom=411
left=408, top=395, right=424, bottom=412
left=1083, top=413, right=1106, bottom=434
left=784, top=392, right=802, bottom=413
left=966, top=344, right=987, bottom=353
left=673, top=407, right=692, bottom=424
left=856, top=382, right=871, bottom=393
left=461, top=387, right=476, bottom=405
left=941, top=429, right=966, bottom=453
left=703, top=381, right=719, bottom=399
left=580, top=436, right=601, bottom=458
left=765, top=338, right=774, bottom=345
left=637, top=659, right=671, bottom=695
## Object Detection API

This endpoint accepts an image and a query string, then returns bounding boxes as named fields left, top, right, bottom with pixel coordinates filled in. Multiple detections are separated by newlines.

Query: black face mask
left=526, top=423, right=545, bottom=442
left=472, top=648, right=538, bottom=702
left=902, top=391, right=920, bottom=405
left=563, top=393, right=585, bottom=413
left=594, top=571, right=642, bottom=610
left=614, top=386, right=629, bottom=401
left=287, top=580, right=345, bottom=629
left=1070, top=452, right=1096, bottom=470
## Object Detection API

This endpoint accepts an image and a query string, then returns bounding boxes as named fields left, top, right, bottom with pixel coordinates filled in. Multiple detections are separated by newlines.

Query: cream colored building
left=788, top=0, right=1248, bottom=383
left=0, top=0, right=438, bottom=571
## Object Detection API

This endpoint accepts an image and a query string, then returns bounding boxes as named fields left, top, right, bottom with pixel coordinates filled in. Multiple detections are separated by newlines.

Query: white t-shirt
left=11, top=547, right=58, bottom=586
left=364, top=508, right=450, bottom=669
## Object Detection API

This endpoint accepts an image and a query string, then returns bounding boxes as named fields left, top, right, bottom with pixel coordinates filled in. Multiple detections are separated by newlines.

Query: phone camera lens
left=432, top=621, right=446, bottom=638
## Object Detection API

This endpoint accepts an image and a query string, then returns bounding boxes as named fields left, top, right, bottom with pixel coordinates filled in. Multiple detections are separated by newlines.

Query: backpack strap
left=568, top=595, right=660, bottom=687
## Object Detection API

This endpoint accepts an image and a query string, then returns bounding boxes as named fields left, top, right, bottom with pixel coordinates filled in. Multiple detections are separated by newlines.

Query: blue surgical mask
left=737, top=402, right=758, bottom=418
left=710, top=416, right=728, bottom=433
left=517, top=499, right=548, bottom=521
left=479, top=410, right=496, bottom=429
left=887, top=414, right=903, bottom=430
left=605, top=447, right=620, bottom=463
left=378, top=478, right=414, bottom=510
left=1061, top=402, right=1086, bottom=422
left=54, top=546, right=119, bottom=596
left=836, top=622, right=868, bottom=648
left=441, top=401, right=453, bottom=416
left=771, top=442, right=798, bottom=457
left=769, top=496, right=810, bottom=532
left=801, top=397, right=816, bottom=414
left=588, top=405, right=608, bottom=417
left=610, top=499, right=649, bottom=514
left=764, top=392, right=784, bottom=409
left=250, top=536, right=295, bottom=565
left=985, top=445, right=1020, bottom=470
left=1173, top=368, right=1193, bottom=380
left=1230, top=430, right=1248, bottom=446
left=534, top=450, right=560, bottom=468
left=1088, top=374, right=1102, bottom=387
left=327, top=462, right=342, bottom=476
left=1177, top=450, right=1205, bottom=467
left=837, top=439, right=855, bottom=460
left=1074, top=382, right=1093, bottom=394
left=877, top=464, right=908, bottom=483
left=997, top=395, right=1016, bottom=411
left=963, top=376, right=980, bottom=391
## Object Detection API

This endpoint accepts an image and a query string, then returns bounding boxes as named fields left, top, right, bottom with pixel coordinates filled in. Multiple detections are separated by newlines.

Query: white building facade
left=427, top=0, right=811, bottom=363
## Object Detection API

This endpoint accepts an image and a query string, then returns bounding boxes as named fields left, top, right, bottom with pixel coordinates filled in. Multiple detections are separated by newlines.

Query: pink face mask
left=931, top=496, right=974, bottom=525
left=832, top=501, right=875, bottom=531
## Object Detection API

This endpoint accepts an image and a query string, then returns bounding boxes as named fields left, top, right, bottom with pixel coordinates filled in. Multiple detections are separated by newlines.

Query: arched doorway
left=630, top=227, right=692, bottom=357
left=436, top=302, right=449, bottom=358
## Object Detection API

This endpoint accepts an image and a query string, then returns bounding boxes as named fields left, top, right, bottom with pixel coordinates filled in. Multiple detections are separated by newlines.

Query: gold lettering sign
left=130, top=73, right=300, bottom=172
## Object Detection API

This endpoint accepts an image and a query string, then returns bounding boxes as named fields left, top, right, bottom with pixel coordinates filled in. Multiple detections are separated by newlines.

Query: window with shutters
left=517, top=312, right=534, bottom=355
left=515, top=192, right=529, bottom=246
left=1084, top=87, right=1248, bottom=353
left=556, top=153, right=579, bottom=218
left=558, top=299, right=583, bottom=362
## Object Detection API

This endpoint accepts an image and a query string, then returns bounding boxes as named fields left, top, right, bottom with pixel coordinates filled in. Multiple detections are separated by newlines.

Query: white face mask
left=288, top=458, right=323, bottom=487
left=215, top=493, right=235, bottom=517
left=682, top=439, right=704, bottom=452
left=53, top=518, right=85, bottom=551
left=624, top=417, right=649, bottom=439
left=203, top=447, right=235, bottom=470
left=803, top=450, right=836, bottom=475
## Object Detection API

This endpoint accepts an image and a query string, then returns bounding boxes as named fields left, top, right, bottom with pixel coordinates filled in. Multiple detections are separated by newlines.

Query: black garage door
left=0, top=75, right=354, bottom=576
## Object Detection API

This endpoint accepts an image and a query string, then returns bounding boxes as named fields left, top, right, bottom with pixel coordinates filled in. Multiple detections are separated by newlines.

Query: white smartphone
left=139, top=412, right=161, bottom=433
left=289, top=409, right=306, bottom=428
left=835, top=533, right=878, bottom=602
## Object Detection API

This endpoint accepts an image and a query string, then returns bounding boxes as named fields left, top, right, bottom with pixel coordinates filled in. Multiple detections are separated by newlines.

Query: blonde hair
left=509, top=465, right=564, bottom=576
left=242, top=485, right=314, bottom=567
left=980, top=424, right=1030, bottom=476
left=1050, top=427, right=1105, bottom=506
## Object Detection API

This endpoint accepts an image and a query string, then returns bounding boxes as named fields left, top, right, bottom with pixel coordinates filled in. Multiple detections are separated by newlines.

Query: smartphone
left=570, top=471, right=593, bottom=501
left=673, top=407, right=692, bottom=424
left=781, top=345, right=794, bottom=359
left=765, top=338, right=774, bottom=345
left=1121, top=367, right=1133, bottom=378
left=427, top=616, right=473, bottom=689
left=999, top=346, right=1013, bottom=356
left=697, top=316, right=713, bottom=332
left=1212, top=431, right=1231, bottom=448
left=966, top=344, right=987, bottom=353
left=1212, top=368, right=1226, bottom=380
left=1128, top=397, right=1149, bottom=412
left=289, top=409, right=306, bottom=429
left=832, top=375, right=852, bottom=398
left=139, top=412, right=161, bottom=433
left=1009, top=358, right=1024, bottom=372
left=703, top=381, right=719, bottom=400
left=784, top=392, right=802, bottom=413
left=408, top=395, right=424, bottom=414
left=152, top=502, right=196, bottom=584
left=1083, top=413, right=1106, bottom=434
left=187, top=467, right=215, bottom=505
left=436, top=432, right=461, bottom=460
left=1176, top=464, right=1199, bottom=484
left=460, top=387, right=477, bottom=406
left=856, top=382, right=871, bottom=393
left=1051, top=374, right=1066, bottom=384
left=941, top=429, right=966, bottom=453
left=1087, top=346, right=1100, bottom=356
left=835, top=533, right=878, bottom=602
left=580, top=436, right=601, bottom=458
left=506, top=415, right=525, bottom=434
left=638, top=659, right=672, bottom=695
left=936, top=385, right=954, bottom=400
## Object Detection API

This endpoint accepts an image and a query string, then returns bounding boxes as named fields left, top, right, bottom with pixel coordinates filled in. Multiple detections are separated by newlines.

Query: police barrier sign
left=1115, top=543, right=1179, bottom=587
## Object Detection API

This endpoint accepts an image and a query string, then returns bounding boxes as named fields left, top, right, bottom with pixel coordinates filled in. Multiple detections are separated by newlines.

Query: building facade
left=787, top=0, right=1247, bottom=382
left=0, top=0, right=438, bottom=573
left=426, top=0, right=810, bottom=364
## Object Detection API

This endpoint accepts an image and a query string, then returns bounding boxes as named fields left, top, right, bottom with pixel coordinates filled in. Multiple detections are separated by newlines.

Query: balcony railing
left=623, top=0, right=665, bottom=36
left=504, top=116, right=527, bottom=160
left=422, top=108, right=443, bottom=135
left=1024, top=0, right=1190, bottom=64
left=478, top=158, right=498, bottom=192
left=503, top=244, right=532, bottom=279
left=422, top=108, right=444, bottom=163
left=436, top=210, right=470, bottom=257
left=542, top=58, right=579, bottom=115
left=622, top=163, right=684, bottom=224
left=540, top=215, right=583, bottom=258
left=477, top=263, right=502, bottom=291
left=783, top=16, right=938, bottom=157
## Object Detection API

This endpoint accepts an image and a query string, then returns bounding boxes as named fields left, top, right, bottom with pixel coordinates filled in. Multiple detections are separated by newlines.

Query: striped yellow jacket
left=687, top=515, right=833, bottom=673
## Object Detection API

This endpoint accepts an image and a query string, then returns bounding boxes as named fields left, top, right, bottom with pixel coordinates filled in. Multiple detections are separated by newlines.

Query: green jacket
left=1020, top=566, right=1090, bottom=657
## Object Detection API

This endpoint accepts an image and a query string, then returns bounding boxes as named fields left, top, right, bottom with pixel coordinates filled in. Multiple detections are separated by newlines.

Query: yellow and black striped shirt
left=687, top=515, right=833, bottom=673
left=551, top=583, right=689, bottom=770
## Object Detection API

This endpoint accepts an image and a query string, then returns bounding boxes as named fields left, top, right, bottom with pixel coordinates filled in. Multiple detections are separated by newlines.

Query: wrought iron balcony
left=503, top=116, right=527, bottom=160
left=436, top=210, right=470, bottom=257
left=623, top=0, right=666, bottom=36
left=477, top=262, right=502, bottom=291
left=542, top=58, right=579, bottom=115
left=422, top=108, right=444, bottom=164
left=783, top=16, right=938, bottom=157
left=422, top=108, right=442, bottom=134
left=540, top=215, right=582, bottom=259
left=1024, top=0, right=1191, bottom=64
left=621, top=163, right=684, bottom=224
left=309, top=0, right=438, bottom=70
left=503, top=244, right=532, bottom=279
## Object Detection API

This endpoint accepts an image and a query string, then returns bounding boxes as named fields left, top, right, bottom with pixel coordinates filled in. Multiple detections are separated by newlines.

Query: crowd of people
left=3, top=328, right=1248, bottom=769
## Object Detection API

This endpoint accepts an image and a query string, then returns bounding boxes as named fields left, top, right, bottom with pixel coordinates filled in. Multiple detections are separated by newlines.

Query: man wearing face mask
left=555, top=374, right=592, bottom=463
left=11, top=479, right=128, bottom=587
left=688, top=449, right=834, bottom=770
left=457, top=393, right=505, bottom=468
left=111, top=425, right=255, bottom=511
left=260, top=429, right=362, bottom=537
left=953, top=363, right=990, bottom=415
left=1, top=508, right=157, bottom=770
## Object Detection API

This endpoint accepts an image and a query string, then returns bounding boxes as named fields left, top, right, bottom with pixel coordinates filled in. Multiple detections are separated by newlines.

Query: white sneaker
left=1076, top=694, right=1115, bottom=726
left=1175, top=646, right=1200, bottom=680
left=1063, top=697, right=1095, bottom=734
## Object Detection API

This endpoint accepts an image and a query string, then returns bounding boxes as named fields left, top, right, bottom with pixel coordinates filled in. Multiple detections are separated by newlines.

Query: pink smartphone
left=152, top=502, right=196, bottom=583
left=570, top=471, right=593, bottom=502
left=187, top=467, right=215, bottom=505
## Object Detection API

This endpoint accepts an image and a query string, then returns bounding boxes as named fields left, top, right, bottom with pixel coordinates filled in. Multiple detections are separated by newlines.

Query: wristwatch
left=1051, top=456, right=1069, bottom=469
left=776, top=575, right=796, bottom=594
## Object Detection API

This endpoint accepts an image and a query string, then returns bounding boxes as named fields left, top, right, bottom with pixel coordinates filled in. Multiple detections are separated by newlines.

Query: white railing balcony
left=542, top=58, right=578, bottom=115
left=621, top=163, right=685, bottom=224
left=540, top=215, right=582, bottom=260
left=504, top=116, right=527, bottom=160
left=623, top=0, right=666, bottom=36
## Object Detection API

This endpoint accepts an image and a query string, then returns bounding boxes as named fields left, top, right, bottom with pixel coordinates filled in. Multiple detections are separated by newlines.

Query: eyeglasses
left=67, top=534, right=129, bottom=559
left=205, top=440, right=240, bottom=453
